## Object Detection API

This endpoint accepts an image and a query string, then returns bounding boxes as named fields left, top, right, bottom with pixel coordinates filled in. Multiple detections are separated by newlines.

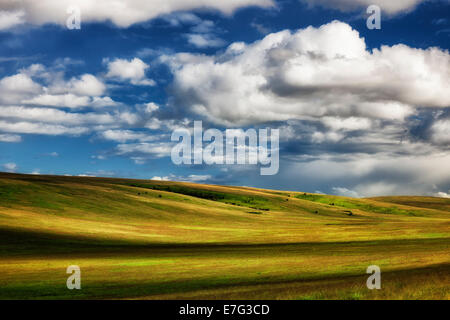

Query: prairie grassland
left=0, top=172, right=448, bottom=299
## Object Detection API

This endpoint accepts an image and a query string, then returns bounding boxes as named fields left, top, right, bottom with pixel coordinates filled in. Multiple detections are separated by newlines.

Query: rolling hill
left=0, top=172, right=448, bottom=299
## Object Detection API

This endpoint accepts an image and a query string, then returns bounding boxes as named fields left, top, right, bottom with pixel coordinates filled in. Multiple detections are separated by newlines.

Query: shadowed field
left=0, top=172, right=448, bottom=299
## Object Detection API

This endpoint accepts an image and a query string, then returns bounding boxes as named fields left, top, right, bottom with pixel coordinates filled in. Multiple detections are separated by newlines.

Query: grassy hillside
left=0, top=172, right=448, bottom=299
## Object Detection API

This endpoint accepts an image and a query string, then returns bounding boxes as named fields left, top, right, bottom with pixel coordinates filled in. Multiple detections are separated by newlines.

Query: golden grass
left=0, top=172, right=448, bottom=299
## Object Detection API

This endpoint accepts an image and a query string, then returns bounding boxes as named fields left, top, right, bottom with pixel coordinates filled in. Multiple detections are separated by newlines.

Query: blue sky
left=0, top=0, right=449, bottom=197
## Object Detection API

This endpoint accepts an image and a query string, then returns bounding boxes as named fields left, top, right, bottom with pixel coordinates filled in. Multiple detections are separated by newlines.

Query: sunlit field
left=0, top=172, right=448, bottom=299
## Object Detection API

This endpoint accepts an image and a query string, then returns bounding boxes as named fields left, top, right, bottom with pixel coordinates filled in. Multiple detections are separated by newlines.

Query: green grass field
left=0, top=172, right=448, bottom=300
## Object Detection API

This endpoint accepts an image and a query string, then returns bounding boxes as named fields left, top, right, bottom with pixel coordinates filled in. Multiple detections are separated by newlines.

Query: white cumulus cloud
left=301, top=0, right=428, bottom=15
left=0, top=133, right=22, bottom=143
left=332, top=187, right=360, bottom=198
left=0, top=10, right=25, bottom=29
left=0, top=73, right=42, bottom=104
left=186, top=33, right=226, bottom=48
left=167, top=21, right=450, bottom=127
left=2, top=162, right=17, bottom=172
left=105, top=58, right=155, bottom=86
left=66, top=74, right=106, bottom=97
left=100, top=130, right=159, bottom=143
left=431, top=119, right=450, bottom=145
left=0, top=0, right=273, bottom=29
